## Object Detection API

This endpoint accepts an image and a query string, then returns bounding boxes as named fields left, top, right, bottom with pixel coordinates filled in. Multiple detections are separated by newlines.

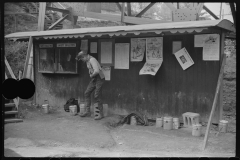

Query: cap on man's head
left=77, top=50, right=87, bottom=57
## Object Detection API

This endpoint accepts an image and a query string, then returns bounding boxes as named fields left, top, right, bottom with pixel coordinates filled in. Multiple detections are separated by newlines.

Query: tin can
left=173, top=118, right=179, bottom=129
left=163, top=117, right=173, bottom=130
left=42, top=100, right=49, bottom=114
left=192, top=124, right=202, bottom=136
left=130, top=116, right=137, bottom=125
left=69, top=105, right=77, bottom=116
left=219, top=120, right=228, bottom=133
left=156, top=117, right=163, bottom=128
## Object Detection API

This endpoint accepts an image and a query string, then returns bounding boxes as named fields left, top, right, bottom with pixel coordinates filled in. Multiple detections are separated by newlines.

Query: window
left=38, top=42, right=78, bottom=74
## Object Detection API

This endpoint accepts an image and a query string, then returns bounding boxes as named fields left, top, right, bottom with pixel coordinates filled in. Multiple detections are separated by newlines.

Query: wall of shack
left=34, top=30, right=223, bottom=123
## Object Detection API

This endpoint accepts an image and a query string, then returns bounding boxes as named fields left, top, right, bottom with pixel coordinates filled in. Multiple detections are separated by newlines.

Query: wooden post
left=23, top=36, right=33, bottom=79
left=38, top=2, right=46, bottom=31
left=202, top=54, right=226, bottom=150
left=121, top=3, right=125, bottom=22
left=127, top=3, right=131, bottom=16
left=14, top=14, right=17, bottom=32
left=5, top=57, right=16, bottom=79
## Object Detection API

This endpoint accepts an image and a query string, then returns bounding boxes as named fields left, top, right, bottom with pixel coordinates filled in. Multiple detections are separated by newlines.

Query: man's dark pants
left=84, top=75, right=105, bottom=110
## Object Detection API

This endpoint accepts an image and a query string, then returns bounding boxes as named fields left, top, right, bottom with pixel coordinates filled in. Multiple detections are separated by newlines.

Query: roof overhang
left=5, top=19, right=235, bottom=41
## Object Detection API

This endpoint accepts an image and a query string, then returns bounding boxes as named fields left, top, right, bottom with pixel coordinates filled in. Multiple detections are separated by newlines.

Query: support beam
left=203, top=5, right=219, bottom=20
left=121, top=3, right=125, bottom=22
left=127, top=3, right=131, bottom=16
left=136, top=3, right=156, bottom=17
left=38, top=2, right=46, bottom=31
left=46, top=6, right=69, bottom=14
left=5, top=57, right=16, bottom=79
left=47, top=14, right=69, bottom=30
left=115, top=3, right=127, bottom=16
left=83, top=11, right=169, bottom=24
left=23, top=36, right=33, bottom=79
left=202, top=54, right=226, bottom=150
left=229, top=3, right=236, bottom=27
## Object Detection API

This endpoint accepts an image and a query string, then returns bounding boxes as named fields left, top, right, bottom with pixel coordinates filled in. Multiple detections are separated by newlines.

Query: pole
left=220, top=3, right=223, bottom=19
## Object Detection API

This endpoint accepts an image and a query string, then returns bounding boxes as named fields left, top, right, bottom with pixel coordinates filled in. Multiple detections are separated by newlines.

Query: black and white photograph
left=3, top=2, right=237, bottom=158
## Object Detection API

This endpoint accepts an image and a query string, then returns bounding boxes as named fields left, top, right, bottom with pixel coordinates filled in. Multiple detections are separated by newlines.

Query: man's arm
left=89, top=58, right=100, bottom=78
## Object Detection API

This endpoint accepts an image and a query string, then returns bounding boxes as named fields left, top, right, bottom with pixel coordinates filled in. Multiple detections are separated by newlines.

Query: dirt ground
left=4, top=53, right=236, bottom=158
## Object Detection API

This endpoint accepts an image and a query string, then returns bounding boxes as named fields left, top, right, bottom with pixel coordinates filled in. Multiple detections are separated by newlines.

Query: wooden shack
left=5, top=19, right=235, bottom=123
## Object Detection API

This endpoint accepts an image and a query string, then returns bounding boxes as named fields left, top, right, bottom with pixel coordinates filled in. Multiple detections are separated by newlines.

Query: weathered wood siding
left=34, top=32, right=221, bottom=123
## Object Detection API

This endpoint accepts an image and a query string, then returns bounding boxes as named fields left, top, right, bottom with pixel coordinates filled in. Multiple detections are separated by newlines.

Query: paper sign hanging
left=139, top=37, right=163, bottom=76
left=102, top=66, right=111, bottom=81
left=174, top=47, right=194, bottom=70
left=80, top=40, right=88, bottom=51
left=203, top=34, right=220, bottom=61
left=90, top=42, right=97, bottom=53
left=115, top=43, right=129, bottom=69
left=131, top=38, right=146, bottom=62
left=194, top=34, right=208, bottom=47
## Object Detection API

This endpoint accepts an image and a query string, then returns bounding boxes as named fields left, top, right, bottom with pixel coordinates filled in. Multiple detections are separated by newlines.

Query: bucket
left=42, top=100, right=49, bottom=114
left=130, top=116, right=137, bottom=125
left=156, top=117, right=163, bottom=128
left=80, top=103, right=85, bottom=115
left=173, top=118, right=179, bottom=129
left=69, top=105, right=77, bottom=116
left=192, top=124, right=202, bottom=136
left=163, top=117, right=173, bottom=130
left=219, top=120, right=228, bottom=133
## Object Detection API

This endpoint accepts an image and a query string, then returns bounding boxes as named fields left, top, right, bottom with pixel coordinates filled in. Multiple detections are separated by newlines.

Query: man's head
left=76, top=50, right=88, bottom=62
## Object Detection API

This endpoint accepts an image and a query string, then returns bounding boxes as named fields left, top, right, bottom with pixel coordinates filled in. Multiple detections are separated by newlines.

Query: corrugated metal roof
left=5, top=19, right=235, bottom=40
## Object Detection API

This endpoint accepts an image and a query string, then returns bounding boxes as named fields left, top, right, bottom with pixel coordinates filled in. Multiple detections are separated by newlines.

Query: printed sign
left=174, top=47, right=194, bottom=70
left=131, top=38, right=146, bottom=62
left=57, top=43, right=76, bottom=47
left=39, top=44, right=53, bottom=48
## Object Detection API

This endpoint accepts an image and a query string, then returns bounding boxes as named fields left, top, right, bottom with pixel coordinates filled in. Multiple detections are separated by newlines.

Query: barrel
left=163, top=117, right=173, bottom=130
left=173, top=118, right=179, bottom=129
left=69, top=105, right=77, bottom=116
left=156, top=117, right=163, bottom=128
left=219, top=120, right=228, bottom=133
left=192, top=124, right=202, bottom=136
left=79, top=103, right=85, bottom=115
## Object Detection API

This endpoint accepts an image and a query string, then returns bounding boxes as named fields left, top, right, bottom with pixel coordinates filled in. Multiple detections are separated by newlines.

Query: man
left=76, top=50, right=105, bottom=120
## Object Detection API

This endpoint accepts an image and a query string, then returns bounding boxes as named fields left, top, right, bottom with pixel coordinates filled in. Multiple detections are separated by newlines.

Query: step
left=5, top=103, right=15, bottom=107
left=5, top=119, right=23, bottom=124
left=5, top=111, right=18, bottom=115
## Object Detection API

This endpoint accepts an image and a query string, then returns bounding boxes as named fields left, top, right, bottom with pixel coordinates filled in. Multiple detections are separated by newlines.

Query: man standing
left=76, top=50, right=105, bottom=120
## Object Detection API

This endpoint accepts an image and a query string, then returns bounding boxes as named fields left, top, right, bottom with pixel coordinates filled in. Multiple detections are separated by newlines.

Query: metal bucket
left=130, top=116, right=137, bottom=125
left=163, top=117, right=173, bottom=130
left=173, top=118, right=179, bottom=129
left=69, top=105, right=77, bottom=116
left=219, top=120, right=228, bottom=133
left=156, top=117, right=163, bottom=128
left=192, top=124, right=202, bottom=136
left=79, top=103, right=85, bottom=115
left=42, top=100, right=49, bottom=114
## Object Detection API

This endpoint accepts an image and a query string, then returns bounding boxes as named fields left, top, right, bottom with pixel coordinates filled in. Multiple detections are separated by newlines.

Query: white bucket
left=156, top=117, right=163, bottom=128
left=163, top=117, right=173, bottom=130
left=79, top=103, right=85, bottom=115
left=130, top=116, right=137, bottom=125
left=69, top=105, right=77, bottom=116
left=173, top=118, right=179, bottom=129
left=192, top=124, right=202, bottom=136
left=219, top=120, right=228, bottom=133
left=42, top=104, right=49, bottom=114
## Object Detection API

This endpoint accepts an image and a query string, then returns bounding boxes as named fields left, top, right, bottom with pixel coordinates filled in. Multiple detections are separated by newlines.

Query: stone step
left=5, top=119, right=23, bottom=124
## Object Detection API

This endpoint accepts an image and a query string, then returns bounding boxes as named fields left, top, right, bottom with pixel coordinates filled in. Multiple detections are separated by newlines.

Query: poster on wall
left=100, top=41, right=112, bottom=64
left=101, top=66, right=111, bottom=81
left=130, top=38, right=146, bottom=62
left=174, top=47, right=194, bottom=70
left=80, top=40, right=88, bottom=51
left=90, top=42, right=97, bottom=53
left=139, top=62, right=162, bottom=76
left=114, top=43, right=129, bottom=69
left=194, top=34, right=208, bottom=47
left=139, top=37, right=163, bottom=76
left=173, top=41, right=182, bottom=54
left=146, top=37, right=163, bottom=62
left=203, top=34, right=220, bottom=61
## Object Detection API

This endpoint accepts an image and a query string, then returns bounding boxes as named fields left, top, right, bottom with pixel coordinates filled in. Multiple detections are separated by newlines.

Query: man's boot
left=79, top=106, right=91, bottom=117
left=94, top=103, right=103, bottom=120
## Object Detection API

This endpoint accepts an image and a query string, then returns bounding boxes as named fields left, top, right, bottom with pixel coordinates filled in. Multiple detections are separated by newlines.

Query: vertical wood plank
left=38, top=2, right=46, bottom=31
left=121, top=3, right=125, bottom=22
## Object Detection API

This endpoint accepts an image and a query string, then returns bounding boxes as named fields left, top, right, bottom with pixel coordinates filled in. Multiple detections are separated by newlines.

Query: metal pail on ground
left=219, top=120, right=228, bottom=133
left=79, top=103, right=85, bottom=115
left=192, top=124, right=202, bottom=136
left=42, top=104, right=49, bottom=114
left=130, top=116, right=137, bottom=125
left=163, top=117, right=173, bottom=130
left=156, top=117, right=163, bottom=128
left=69, top=105, right=77, bottom=116
left=173, top=118, right=179, bottom=129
